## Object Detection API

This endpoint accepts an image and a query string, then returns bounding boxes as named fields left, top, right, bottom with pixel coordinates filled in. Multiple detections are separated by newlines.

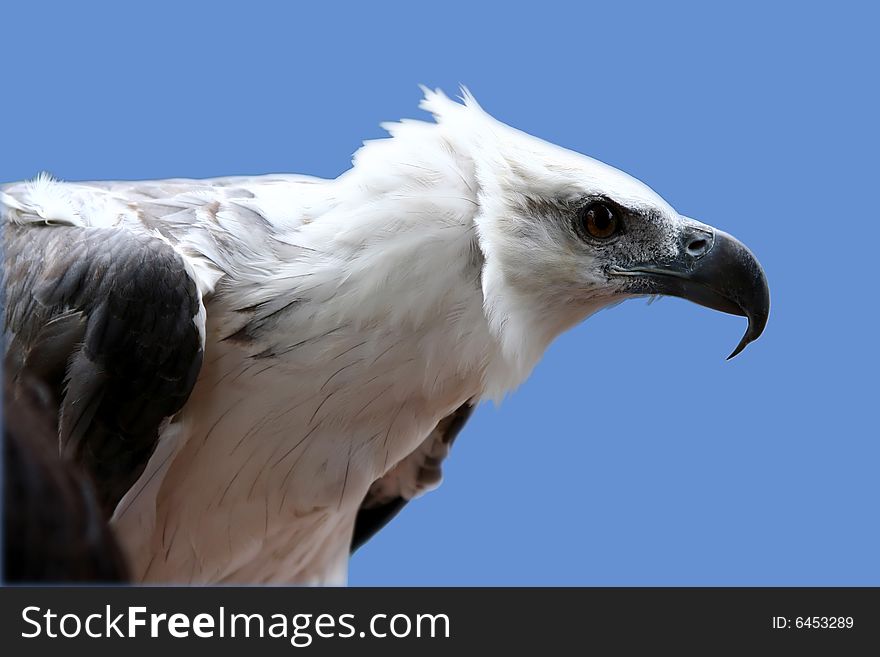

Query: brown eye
left=581, top=202, right=619, bottom=239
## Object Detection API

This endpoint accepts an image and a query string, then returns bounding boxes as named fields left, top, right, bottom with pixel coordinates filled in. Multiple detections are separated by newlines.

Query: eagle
left=1, top=89, right=769, bottom=584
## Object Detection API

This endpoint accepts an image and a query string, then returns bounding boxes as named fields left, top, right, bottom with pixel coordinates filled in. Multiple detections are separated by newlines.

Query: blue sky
left=2, top=1, right=877, bottom=585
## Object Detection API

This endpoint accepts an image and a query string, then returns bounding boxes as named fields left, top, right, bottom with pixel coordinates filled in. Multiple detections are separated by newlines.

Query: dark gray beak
left=611, top=223, right=770, bottom=359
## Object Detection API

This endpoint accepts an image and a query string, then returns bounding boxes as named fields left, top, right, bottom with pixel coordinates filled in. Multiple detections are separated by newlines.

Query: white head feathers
left=348, top=87, right=684, bottom=390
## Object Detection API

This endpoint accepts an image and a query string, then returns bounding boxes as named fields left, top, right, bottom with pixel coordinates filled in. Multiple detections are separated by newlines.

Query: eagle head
left=417, top=88, right=769, bottom=379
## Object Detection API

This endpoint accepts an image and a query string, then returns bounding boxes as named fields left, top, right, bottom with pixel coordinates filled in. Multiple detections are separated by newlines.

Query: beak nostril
left=687, top=238, right=709, bottom=257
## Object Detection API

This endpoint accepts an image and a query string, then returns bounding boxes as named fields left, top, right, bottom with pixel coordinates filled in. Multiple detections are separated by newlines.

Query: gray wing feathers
left=3, top=224, right=204, bottom=514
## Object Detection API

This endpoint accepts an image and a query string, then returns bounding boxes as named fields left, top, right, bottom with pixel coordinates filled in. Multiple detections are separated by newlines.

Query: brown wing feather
left=3, top=376, right=129, bottom=581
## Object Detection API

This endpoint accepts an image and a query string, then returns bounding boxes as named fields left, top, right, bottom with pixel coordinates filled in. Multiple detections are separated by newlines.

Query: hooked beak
left=610, top=222, right=770, bottom=359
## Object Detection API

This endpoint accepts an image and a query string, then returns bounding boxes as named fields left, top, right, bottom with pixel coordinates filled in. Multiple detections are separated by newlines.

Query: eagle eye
left=579, top=202, right=619, bottom=240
